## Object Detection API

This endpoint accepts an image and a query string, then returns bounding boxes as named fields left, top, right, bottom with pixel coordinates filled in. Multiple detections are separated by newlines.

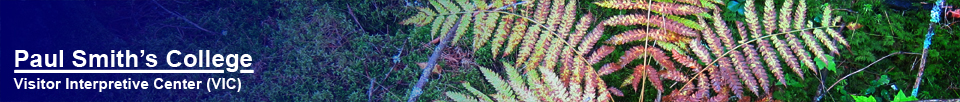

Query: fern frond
left=608, top=87, right=625, bottom=97
left=429, top=15, right=447, bottom=38
left=754, top=44, right=774, bottom=96
left=558, top=0, right=578, bottom=38
left=710, top=10, right=736, bottom=49
left=489, top=94, right=518, bottom=102
left=598, top=63, right=623, bottom=75
left=445, top=92, right=479, bottom=102
left=604, top=29, right=670, bottom=45
left=577, top=26, right=605, bottom=56
left=461, top=82, right=494, bottom=102
left=696, top=17, right=723, bottom=56
left=657, top=41, right=684, bottom=54
left=801, top=22, right=827, bottom=75
left=399, top=8, right=432, bottom=26
left=561, top=47, right=577, bottom=83
left=650, top=47, right=678, bottom=71
left=452, top=12, right=474, bottom=44
left=667, top=15, right=704, bottom=30
left=588, top=45, right=616, bottom=64
left=737, top=27, right=764, bottom=98
left=821, top=5, right=850, bottom=49
left=660, top=70, right=690, bottom=82
left=594, top=0, right=707, bottom=15
left=777, top=0, right=795, bottom=34
left=690, top=39, right=724, bottom=93
left=490, top=16, right=514, bottom=57
left=618, top=47, right=676, bottom=71
left=524, top=68, right=546, bottom=101
left=787, top=32, right=811, bottom=79
left=688, top=39, right=713, bottom=68
left=503, top=62, right=537, bottom=102
left=642, top=65, right=665, bottom=91
left=472, top=12, right=488, bottom=50
left=695, top=71, right=711, bottom=98
left=786, top=0, right=819, bottom=76
left=742, top=0, right=761, bottom=39
left=723, top=56, right=746, bottom=98
left=602, top=14, right=699, bottom=37
left=478, top=66, right=516, bottom=99
left=583, top=62, right=600, bottom=101
left=538, top=65, right=567, bottom=100
left=570, top=13, right=595, bottom=47
left=473, top=12, right=501, bottom=51
left=828, top=17, right=849, bottom=49
left=515, top=25, right=541, bottom=68
left=539, top=36, right=565, bottom=71
left=503, top=18, right=528, bottom=57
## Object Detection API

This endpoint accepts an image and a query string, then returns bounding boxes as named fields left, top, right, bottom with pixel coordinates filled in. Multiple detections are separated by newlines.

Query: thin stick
left=152, top=0, right=217, bottom=35
left=825, top=52, right=920, bottom=92
left=367, top=77, right=376, bottom=102
left=407, top=16, right=463, bottom=102
left=914, top=0, right=945, bottom=96
left=346, top=5, right=365, bottom=31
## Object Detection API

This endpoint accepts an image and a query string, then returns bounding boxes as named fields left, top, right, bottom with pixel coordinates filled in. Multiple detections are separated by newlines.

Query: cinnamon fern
left=402, top=0, right=620, bottom=101
left=445, top=61, right=613, bottom=102
left=402, top=0, right=850, bottom=101
left=592, top=0, right=849, bottom=101
left=400, top=0, right=605, bottom=73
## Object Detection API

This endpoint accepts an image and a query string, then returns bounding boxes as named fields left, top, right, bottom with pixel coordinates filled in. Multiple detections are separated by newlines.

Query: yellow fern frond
left=594, top=0, right=707, bottom=15
left=478, top=66, right=516, bottom=100
left=577, top=26, right=605, bottom=57
left=602, top=14, right=699, bottom=37
left=461, top=82, right=493, bottom=102
left=667, top=15, right=703, bottom=30
left=445, top=92, right=479, bottom=102
left=490, top=16, right=514, bottom=57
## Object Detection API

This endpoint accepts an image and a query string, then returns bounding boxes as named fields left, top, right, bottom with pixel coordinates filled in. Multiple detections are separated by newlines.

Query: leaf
left=850, top=95, right=877, bottom=102
left=875, top=75, right=890, bottom=86
left=892, top=91, right=918, bottom=102
left=815, top=55, right=836, bottom=73
left=417, top=62, right=442, bottom=75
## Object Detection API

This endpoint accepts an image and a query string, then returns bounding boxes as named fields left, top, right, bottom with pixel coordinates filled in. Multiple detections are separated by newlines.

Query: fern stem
left=679, top=25, right=842, bottom=91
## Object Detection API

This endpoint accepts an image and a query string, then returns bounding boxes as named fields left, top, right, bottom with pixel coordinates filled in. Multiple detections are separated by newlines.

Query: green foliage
left=863, top=75, right=890, bottom=94
left=816, top=55, right=837, bottom=74
left=893, top=91, right=918, bottom=102
left=851, top=94, right=878, bottom=102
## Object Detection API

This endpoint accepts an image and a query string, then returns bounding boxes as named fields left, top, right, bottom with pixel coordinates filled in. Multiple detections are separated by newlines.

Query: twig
left=346, top=5, right=365, bottom=32
left=407, top=15, right=463, bottom=102
left=367, top=77, right=376, bottom=102
left=152, top=0, right=217, bottom=35
left=915, top=0, right=945, bottom=96
left=824, top=52, right=920, bottom=92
